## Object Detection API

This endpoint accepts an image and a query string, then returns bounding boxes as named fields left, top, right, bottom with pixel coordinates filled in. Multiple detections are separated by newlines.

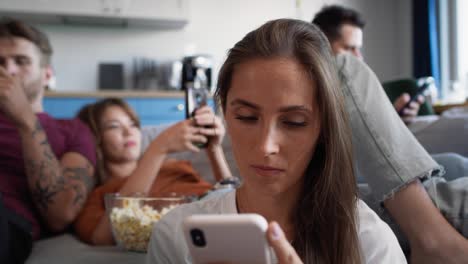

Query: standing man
left=313, top=5, right=424, bottom=123
left=0, top=19, right=96, bottom=263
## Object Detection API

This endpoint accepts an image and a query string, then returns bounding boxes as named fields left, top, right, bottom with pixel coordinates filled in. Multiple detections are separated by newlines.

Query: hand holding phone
left=185, top=83, right=209, bottom=120
left=183, top=214, right=273, bottom=264
left=185, top=77, right=210, bottom=148
left=397, top=77, right=433, bottom=116
left=182, top=56, right=212, bottom=148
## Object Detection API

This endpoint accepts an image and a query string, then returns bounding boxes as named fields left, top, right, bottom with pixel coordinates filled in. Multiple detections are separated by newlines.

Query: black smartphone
left=182, top=56, right=212, bottom=148
left=185, top=84, right=208, bottom=120
left=185, top=83, right=209, bottom=148
left=398, top=77, right=434, bottom=116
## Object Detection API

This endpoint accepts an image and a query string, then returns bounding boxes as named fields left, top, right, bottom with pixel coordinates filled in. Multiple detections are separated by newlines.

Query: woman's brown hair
left=215, top=19, right=360, bottom=263
left=77, top=98, right=140, bottom=184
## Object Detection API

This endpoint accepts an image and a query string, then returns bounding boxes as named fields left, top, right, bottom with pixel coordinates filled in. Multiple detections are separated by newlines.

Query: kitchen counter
left=44, top=90, right=185, bottom=98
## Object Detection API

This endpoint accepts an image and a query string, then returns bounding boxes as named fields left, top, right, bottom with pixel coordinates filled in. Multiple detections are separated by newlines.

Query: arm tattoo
left=63, top=164, right=95, bottom=206
left=31, top=119, right=43, bottom=139
left=24, top=120, right=95, bottom=213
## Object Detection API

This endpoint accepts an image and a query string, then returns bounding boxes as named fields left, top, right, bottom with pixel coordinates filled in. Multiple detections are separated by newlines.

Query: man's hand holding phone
left=393, top=93, right=425, bottom=123
left=394, top=76, right=433, bottom=123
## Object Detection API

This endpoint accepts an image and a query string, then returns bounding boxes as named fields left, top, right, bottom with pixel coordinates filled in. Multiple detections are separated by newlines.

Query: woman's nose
left=123, top=126, right=134, bottom=136
left=258, top=126, right=280, bottom=157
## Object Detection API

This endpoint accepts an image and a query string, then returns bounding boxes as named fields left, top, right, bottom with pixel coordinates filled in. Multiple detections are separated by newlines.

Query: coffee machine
left=182, top=55, right=213, bottom=119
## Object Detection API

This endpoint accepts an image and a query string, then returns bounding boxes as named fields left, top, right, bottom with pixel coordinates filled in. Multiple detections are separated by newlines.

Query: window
left=439, top=0, right=467, bottom=103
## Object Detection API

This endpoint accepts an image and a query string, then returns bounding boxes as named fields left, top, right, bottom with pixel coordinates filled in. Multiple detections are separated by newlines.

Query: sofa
left=25, top=109, right=468, bottom=263
left=409, top=107, right=468, bottom=157
left=26, top=123, right=240, bottom=264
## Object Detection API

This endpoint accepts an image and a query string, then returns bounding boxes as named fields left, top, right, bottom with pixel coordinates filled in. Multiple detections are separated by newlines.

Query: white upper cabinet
left=122, top=0, right=187, bottom=20
left=0, top=0, right=189, bottom=28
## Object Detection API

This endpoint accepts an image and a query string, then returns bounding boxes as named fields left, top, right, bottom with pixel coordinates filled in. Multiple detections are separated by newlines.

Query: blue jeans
left=425, top=153, right=468, bottom=236
left=336, top=54, right=468, bottom=247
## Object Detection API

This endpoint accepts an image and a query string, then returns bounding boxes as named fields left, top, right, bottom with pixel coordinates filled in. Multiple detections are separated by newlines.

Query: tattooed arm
left=20, top=118, right=95, bottom=232
left=0, top=67, right=94, bottom=232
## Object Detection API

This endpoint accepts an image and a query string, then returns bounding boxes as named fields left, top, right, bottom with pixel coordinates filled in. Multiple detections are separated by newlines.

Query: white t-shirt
left=146, top=190, right=407, bottom=264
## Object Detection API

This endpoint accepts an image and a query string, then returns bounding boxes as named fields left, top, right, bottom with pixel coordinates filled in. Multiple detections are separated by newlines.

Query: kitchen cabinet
left=43, top=91, right=215, bottom=126
left=0, top=0, right=102, bottom=16
left=121, top=0, right=188, bottom=21
left=0, top=0, right=189, bottom=28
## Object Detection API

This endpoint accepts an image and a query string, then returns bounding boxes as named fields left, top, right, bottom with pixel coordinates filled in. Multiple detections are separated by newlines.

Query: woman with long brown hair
left=147, top=19, right=405, bottom=263
left=73, top=98, right=233, bottom=245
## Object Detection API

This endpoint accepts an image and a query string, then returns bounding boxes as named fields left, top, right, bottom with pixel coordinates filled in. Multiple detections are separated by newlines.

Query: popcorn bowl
left=105, top=193, right=188, bottom=252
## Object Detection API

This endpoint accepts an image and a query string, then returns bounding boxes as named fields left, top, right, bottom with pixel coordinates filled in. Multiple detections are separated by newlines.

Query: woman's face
left=99, top=105, right=142, bottom=163
left=225, top=57, right=321, bottom=196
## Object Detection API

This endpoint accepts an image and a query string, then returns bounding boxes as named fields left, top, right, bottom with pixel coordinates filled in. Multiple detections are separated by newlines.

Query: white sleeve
left=357, top=200, right=407, bottom=264
left=146, top=206, right=194, bottom=264
left=146, top=219, right=175, bottom=264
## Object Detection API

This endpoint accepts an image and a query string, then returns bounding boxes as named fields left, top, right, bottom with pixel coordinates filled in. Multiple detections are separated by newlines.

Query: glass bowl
left=105, top=193, right=188, bottom=252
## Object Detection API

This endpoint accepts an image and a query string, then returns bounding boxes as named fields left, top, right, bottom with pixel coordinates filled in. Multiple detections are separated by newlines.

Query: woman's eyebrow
left=230, top=99, right=260, bottom=109
left=102, top=120, right=120, bottom=125
left=230, top=99, right=312, bottom=113
left=278, top=105, right=312, bottom=114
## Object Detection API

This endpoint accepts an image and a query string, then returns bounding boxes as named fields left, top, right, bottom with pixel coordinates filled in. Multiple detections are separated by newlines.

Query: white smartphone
left=182, top=214, right=273, bottom=264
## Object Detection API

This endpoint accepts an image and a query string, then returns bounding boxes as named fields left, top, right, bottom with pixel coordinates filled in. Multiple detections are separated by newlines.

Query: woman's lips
left=124, top=141, right=137, bottom=147
left=250, top=165, right=285, bottom=177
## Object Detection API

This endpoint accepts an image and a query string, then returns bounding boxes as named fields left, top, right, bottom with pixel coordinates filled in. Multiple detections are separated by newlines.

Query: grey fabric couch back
left=141, top=124, right=240, bottom=184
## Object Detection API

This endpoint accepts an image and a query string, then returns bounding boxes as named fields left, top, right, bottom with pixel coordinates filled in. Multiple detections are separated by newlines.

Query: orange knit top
left=73, top=160, right=213, bottom=244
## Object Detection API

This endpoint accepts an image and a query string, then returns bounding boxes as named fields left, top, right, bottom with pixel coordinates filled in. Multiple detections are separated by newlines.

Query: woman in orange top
left=73, top=98, right=232, bottom=245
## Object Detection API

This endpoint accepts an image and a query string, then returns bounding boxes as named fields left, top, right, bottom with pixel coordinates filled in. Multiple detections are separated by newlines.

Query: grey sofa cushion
left=26, top=234, right=145, bottom=264
left=409, top=115, right=468, bottom=157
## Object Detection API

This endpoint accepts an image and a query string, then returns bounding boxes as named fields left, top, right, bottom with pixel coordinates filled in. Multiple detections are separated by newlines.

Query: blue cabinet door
left=43, top=97, right=215, bottom=126
left=43, top=98, right=98, bottom=118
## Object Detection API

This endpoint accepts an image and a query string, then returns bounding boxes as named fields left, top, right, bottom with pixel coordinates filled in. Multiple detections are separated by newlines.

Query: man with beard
left=0, top=19, right=96, bottom=263
left=312, top=5, right=425, bottom=123
left=314, top=6, right=468, bottom=263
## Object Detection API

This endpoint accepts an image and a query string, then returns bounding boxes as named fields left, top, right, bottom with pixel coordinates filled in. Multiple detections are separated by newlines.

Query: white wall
left=301, top=0, right=412, bottom=81
left=37, top=0, right=412, bottom=91
left=362, top=0, right=413, bottom=81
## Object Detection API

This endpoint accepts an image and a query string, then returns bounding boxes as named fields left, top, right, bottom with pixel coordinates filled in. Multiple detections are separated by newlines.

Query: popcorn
left=109, top=199, right=178, bottom=252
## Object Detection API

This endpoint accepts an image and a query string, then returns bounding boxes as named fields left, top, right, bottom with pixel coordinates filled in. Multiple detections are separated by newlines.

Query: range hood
left=0, top=0, right=189, bottom=29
